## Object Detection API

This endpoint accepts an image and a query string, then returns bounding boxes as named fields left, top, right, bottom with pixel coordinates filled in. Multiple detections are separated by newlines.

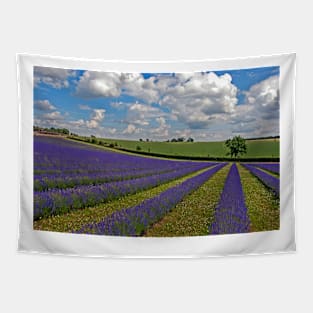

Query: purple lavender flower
left=248, top=163, right=280, bottom=175
left=34, top=163, right=214, bottom=219
left=34, top=135, right=218, bottom=188
left=34, top=166, right=193, bottom=191
left=34, top=136, right=219, bottom=219
left=209, top=164, right=250, bottom=235
left=241, top=163, right=280, bottom=196
left=77, top=163, right=227, bottom=236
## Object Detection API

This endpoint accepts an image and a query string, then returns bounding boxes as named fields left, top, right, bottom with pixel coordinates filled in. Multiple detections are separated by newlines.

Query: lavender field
left=33, top=135, right=280, bottom=236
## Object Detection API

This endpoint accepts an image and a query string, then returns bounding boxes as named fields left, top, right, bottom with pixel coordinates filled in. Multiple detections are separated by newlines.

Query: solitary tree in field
left=225, top=136, right=247, bottom=158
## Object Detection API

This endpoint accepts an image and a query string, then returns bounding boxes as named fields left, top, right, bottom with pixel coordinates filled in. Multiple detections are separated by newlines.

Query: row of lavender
left=34, top=136, right=215, bottom=191
left=209, top=162, right=279, bottom=235
left=77, top=163, right=227, bottom=236
left=209, top=164, right=250, bottom=234
left=34, top=136, right=279, bottom=236
left=34, top=163, right=213, bottom=219
left=35, top=136, right=198, bottom=174
left=241, top=163, right=280, bottom=196
left=34, top=136, right=217, bottom=220
left=34, top=166, right=202, bottom=191
left=76, top=162, right=279, bottom=236
left=248, top=163, right=280, bottom=175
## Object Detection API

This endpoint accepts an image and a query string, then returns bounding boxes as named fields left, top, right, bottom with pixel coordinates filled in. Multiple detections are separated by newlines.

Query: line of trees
left=34, top=126, right=70, bottom=135
left=139, top=138, right=151, bottom=142
left=245, top=135, right=279, bottom=141
left=166, top=137, right=194, bottom=143
left=139, top=137, right=194, bottom=143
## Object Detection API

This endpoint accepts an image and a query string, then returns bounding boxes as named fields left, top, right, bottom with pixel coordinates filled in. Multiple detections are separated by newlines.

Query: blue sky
left=34, top=65, right=279, bottom=141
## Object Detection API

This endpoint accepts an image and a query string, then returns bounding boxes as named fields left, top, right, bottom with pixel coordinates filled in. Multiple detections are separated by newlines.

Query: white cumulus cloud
left=151, top=116, right=170, bottom=138
left=68, top=108, right=106, bottom=130
left=43, top=69, right=280, bottom=140
left=126, top=102, right=165, bottom=126
left=227, top=75, right=279, bottom=138
left=34, top=66, right=75, bottom=89
left=243, top=75, right=279, bottom=120
left=34, top=100, right=56, bottom=111
left=75, top=72, right=160, bottom=103
left=86, top=109, right=105, bottom=129
left=122, top=73, right=160, bottom=103
left=76, top=71, right=123, bottom=98
left=160, top=72, right=238, bottom=129
left=122, top=124, right=141, bottom=135
left=42, top=111, right=63, bottom=120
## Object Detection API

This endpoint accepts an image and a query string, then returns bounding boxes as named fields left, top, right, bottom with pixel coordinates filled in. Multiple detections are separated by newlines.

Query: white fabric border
left=17, top=53, right=296, bottom=258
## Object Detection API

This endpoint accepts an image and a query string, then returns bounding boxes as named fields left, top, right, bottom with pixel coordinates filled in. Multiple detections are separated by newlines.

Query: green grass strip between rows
left=145, top=163, right=231, bottom=237
left=237, top=164, right=279, bottom=232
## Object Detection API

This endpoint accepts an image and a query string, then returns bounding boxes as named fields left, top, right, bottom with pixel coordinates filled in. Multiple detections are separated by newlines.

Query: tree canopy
left=225, top=136, right=247, bottom=158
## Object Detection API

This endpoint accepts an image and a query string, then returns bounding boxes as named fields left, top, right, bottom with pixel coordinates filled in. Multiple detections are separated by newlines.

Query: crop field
left=34, top=135, right=280, bottom=236
left=84, top=137, right=279, bottom=158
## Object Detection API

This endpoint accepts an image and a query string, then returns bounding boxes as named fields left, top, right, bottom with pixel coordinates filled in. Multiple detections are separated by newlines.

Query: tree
left=187, top=137, right=194, bottom=142
left=225, top=136, right=247, bottom=158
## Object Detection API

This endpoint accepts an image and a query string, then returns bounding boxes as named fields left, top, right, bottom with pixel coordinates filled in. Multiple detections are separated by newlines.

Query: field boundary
left=67, top=135, right=279, bottom=162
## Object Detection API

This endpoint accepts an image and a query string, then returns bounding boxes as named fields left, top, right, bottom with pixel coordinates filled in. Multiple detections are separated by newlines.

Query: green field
left=85, top=137, right=279, bottom=158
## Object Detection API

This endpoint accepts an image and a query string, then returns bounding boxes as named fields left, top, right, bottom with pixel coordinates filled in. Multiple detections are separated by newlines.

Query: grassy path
left=237, top=164, right=279, bottom=232
left=33, top=167, right=214, bottom=233
left=145, top=164, right=231, bottom=237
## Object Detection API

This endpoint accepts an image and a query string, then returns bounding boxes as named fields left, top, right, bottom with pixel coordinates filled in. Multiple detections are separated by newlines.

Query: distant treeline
left=139, top=137, right=194, bottom=142
left=245, top=136, right=280, bottom=141
left=166, top=137, right=194, bottom=143
left=34, top=126, right=77, bottom=136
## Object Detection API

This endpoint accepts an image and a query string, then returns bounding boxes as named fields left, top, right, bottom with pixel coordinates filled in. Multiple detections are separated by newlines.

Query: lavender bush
left=34, top=136, right=217, bottom=192
left=241, top=163, right=280, bottom=196
left=249, top=163, right=280, bottom=175
left=34, top=162, right=213, bottom=219
left=209, top=164, right=250, bottom=234
left=34, top=166, right=192, bottom=191
left=77, top=163, right=227, bottom=236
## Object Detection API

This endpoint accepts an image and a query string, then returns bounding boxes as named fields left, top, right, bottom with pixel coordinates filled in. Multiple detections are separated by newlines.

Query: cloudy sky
left=34, top=65, right=279, bottom=141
